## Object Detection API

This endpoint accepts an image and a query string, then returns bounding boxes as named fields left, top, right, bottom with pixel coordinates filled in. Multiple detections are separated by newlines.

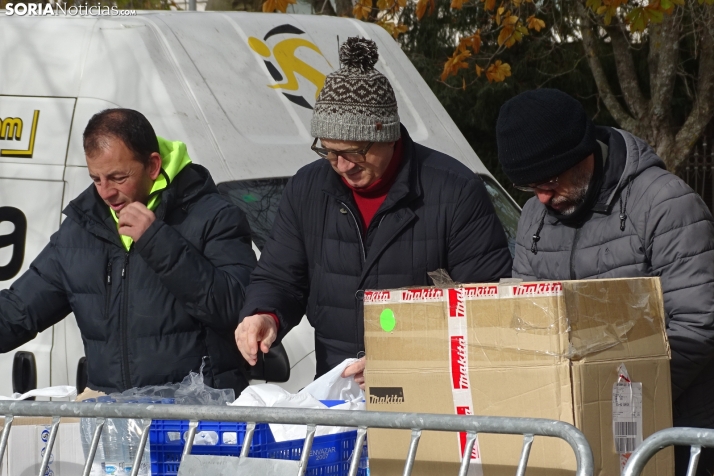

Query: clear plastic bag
left=79, top=360, right=234, bottom=474
left=111, top=360, right=235, bottom=406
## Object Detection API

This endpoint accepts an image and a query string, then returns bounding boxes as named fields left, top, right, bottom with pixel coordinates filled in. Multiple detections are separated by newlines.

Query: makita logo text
left=448, top=288, right=467, bottom=318
left=450, top=335, right=469, bottom=389
left=464, top=286, right=498, bottom=299
left=369, top=387, right=405, bottom=404
left=512, top=282, right=563, bottom=296
left=401, top=288, right=444, bottom=301
left=364, top=291, right=391, bottom=303
left=456, top=407, right=480, bottom=459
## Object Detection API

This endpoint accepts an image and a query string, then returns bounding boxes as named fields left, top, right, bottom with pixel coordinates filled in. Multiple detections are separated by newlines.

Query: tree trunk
left=334, top=0, right=352, bottom=16
left=576, top=2, right=639, bottom=133
left=576, top=0, right=714, bottom=172
left=645, top=10, right=679, bottom=167
left=311, top=0, right=337, bottom=15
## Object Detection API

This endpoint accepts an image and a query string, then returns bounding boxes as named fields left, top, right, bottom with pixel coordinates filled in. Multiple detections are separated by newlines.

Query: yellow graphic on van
left=248, top=24, right=332, bottom=110
left=0, top=110, right=39, bottom=158
left=250, top=37, right=327, bottom=98
left=0, top=117, right=22, bottom=141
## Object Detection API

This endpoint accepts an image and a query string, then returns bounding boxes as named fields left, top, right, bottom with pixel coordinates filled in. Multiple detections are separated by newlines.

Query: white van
left=0, top=11, right=520, bottom=397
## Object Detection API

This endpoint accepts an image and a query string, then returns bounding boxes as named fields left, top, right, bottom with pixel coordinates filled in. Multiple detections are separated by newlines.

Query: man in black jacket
left=0, top=109, right=256, bottom=394
left=235, top=37, right=512, bottom=387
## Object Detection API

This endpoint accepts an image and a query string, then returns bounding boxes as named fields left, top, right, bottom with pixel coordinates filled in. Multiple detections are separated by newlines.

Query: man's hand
left=235, top=314, right=278, bottom=366
left=341, top=357, right=366, bottom=390
left=118, top=202, right=156, bottom=242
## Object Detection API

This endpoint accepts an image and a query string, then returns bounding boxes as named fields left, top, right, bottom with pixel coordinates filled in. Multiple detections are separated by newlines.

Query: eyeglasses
left=513, top=176, right=560, bottom=193
left=311, top=138, right=374, bottom=164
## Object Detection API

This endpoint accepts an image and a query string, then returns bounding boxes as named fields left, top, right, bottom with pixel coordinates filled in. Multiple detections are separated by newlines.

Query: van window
left=219, top=175, right=521, bottom=257
left=480, top=175, right=520, bottom=257
left=218, top=178, right=290, bottom=251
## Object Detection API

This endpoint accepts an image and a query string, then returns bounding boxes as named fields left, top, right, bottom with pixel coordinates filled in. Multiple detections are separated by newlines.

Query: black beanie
left=496, top=89, right=596, bottom=186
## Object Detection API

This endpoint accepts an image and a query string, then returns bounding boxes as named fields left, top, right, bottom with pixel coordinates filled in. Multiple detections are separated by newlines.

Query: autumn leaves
left=441, top=32, right=513, bottom=84
left=262, top=0, right=296, bottom=13
left=353, top=0, right=409, bottom=38
left=586, top=0, right=713, bottom=33
left=439, top=0, right=544, bottom=85
left=258, top=0, right=691, bottom=89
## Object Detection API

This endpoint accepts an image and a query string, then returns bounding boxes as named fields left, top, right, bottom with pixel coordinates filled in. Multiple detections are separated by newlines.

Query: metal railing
left=680, top=137, right=714, bottom=213
left=0, top=400, right=594, bottom=476
left=623, top=427, right=714, bottom=476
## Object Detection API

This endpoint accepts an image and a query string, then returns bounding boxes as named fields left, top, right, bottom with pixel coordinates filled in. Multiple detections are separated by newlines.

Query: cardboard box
left=364, top=278, right=673, bottom=476
left=0, top=416, right=84, bottom=476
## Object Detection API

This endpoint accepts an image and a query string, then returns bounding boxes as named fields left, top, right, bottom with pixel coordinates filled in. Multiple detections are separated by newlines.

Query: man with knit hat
left=236, top=37, right=512, bottom=388
left=498, top=88, right=714, bottom=475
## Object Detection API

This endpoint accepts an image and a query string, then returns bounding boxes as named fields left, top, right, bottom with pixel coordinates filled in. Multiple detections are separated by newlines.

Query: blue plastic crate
left=148, top=400, right=368, bottom=476
left=264, top=430, right=369, bottom=476
left=148, top=420, right=272, bottom=476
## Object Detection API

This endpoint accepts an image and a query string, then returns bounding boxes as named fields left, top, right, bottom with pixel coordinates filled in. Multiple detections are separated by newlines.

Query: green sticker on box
left=380, top=308, right=395, bottom=332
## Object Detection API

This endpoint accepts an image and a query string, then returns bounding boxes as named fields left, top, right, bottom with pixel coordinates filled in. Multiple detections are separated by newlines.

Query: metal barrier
left=0, top=400, right=594, bottom=476
left=623, top=427, right=714, bottom=476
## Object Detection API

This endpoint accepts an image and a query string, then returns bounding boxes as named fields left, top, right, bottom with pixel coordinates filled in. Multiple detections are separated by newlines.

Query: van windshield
left=480, top=175, right=520, bottom=257
left=219, top=175, right=521, bottom=256
left=218, top=178, right=290, bottom=251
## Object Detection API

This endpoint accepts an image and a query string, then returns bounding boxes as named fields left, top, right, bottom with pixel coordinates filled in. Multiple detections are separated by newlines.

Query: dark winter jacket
left=0, top=164, right=257, bottom=394
left=240, top=125, right=513, bottom=378
left=513, top=126, right=714, bottom=427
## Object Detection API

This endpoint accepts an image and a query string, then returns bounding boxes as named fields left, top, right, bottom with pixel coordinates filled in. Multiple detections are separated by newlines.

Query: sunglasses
left=513, top=176, right=560, bottom=193
left=311, top=138, right=375, bottom=164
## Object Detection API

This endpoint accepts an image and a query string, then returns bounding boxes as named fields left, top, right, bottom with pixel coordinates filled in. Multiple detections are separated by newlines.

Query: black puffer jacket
left=240, top=125, right=513, bottom=377
left=0, top=164, right=257, bottom=394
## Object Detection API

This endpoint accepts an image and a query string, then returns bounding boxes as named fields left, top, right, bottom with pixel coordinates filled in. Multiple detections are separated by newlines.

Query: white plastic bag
left=0, top=385, right=77, bottom=401
left=301, top=358, right=363, bottom=401
left=230, top=358, right=364, bottom=442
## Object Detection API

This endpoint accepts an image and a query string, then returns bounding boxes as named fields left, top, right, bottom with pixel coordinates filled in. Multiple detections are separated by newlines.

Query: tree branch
left=334, top=0, right=351, bottom=15
left=605, top=20, right=648, bottom=119
left=575, top=1, right=638, bottom=131
left=672, top=11, right=714, bottom=171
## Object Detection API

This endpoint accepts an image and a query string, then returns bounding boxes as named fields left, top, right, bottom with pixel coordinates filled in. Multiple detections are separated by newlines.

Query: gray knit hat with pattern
left=311, top=37, right=400, bottom=142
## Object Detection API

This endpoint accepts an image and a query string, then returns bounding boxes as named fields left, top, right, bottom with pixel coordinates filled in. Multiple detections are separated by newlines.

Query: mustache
left=550, top=196, right=570, bottom=206
left=547, top=186, right=589, bottom=215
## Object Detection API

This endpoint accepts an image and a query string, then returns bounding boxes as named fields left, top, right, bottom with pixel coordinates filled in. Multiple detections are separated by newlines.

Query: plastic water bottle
left=122, top=400, right=139, bottom=475
left=98, top=397, right=125, bottom=475
left=80, top=399, right=105, bottom=476
left=124, top=420, right=152, bottom=475
left=123, top=400, right=153, bottom=476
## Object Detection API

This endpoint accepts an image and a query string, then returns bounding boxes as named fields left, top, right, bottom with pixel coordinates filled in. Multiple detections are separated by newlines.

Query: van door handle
left=12, top=351, right=37, bottom=399
left=76, top=357, right=88, bottom=394
left=0, top=207, right=27, bottom=281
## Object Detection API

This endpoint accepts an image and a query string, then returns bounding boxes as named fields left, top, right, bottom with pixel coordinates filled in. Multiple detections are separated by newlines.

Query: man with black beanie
left=497, top=88, right=714, bottom=476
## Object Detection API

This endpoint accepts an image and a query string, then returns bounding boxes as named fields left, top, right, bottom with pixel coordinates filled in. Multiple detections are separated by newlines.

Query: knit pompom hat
left=311, top=37, right=400, bottom=142
left=496, top=89, right=596, bottom=185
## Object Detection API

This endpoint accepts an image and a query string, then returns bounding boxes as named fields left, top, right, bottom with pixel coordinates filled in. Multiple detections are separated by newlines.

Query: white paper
left=612, top=364, right=643, bottom=472
left=230, top=358, right=365, bottom=442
